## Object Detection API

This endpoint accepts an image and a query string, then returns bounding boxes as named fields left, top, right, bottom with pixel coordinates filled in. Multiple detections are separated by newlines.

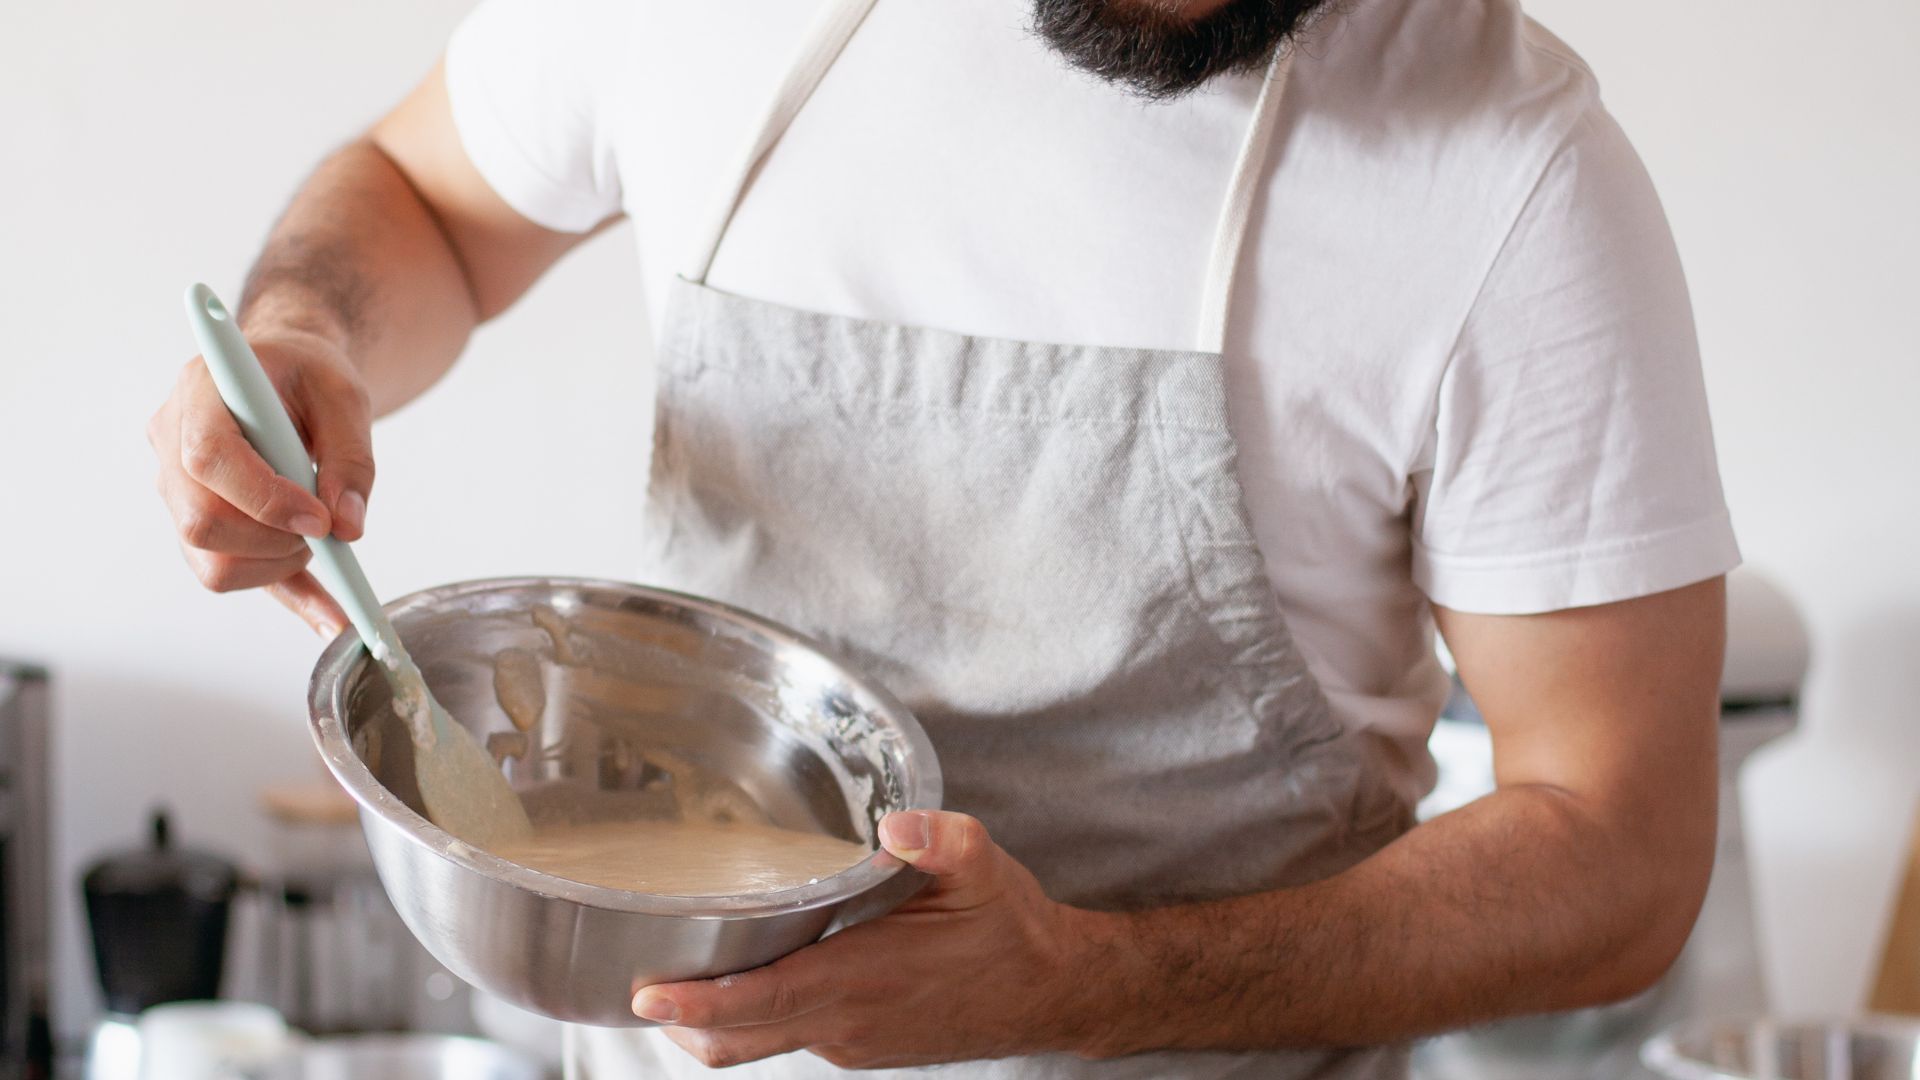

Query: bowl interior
left=328, top=581, right=923, bottom=866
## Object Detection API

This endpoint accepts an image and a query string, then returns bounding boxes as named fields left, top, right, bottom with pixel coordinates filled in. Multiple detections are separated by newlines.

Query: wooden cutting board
left=258, top=778, right=359, bottom=827
left=1869, top=802, right=1920, bottom=1014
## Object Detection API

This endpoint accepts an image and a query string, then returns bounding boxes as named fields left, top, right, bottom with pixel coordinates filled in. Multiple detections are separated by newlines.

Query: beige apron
left=576, top=0, right=1412, bottom=1074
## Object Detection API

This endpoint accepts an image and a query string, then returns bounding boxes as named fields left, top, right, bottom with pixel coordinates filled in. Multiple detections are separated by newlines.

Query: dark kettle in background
left=82, top=808, right=239, bottom=1015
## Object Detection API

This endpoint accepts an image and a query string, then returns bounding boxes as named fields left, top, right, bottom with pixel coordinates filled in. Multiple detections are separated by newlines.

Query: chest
left=619, top=0, right=1261, bottom=349
left=611, top=0, right=1465, bottom=532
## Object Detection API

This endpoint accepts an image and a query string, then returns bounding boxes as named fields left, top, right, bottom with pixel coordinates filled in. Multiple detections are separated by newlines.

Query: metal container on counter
left=252, top=781, right=471, bottom=1036
left=306, top=578, right=941, bottom=1027
left=252, top=1034, right=544, bottom=1080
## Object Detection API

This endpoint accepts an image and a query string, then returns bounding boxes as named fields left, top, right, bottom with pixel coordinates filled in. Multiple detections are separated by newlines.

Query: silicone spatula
left=184, top=283, right=532, bottom=848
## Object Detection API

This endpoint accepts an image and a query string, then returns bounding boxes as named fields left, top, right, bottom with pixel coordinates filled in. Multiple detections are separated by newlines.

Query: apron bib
left=578, top=1, right=1411, bottom=1074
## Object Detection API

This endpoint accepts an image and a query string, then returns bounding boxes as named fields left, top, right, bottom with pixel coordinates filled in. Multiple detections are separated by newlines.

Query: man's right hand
left=147, top=59, right=603, bottom=638
left=148, top=328, right=374, bottom=638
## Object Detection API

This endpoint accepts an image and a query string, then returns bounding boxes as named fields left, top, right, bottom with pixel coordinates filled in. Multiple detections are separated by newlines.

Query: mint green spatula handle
left=185, top=284, right=532, bottom=845
left=182, top=282, right=409, bottom=669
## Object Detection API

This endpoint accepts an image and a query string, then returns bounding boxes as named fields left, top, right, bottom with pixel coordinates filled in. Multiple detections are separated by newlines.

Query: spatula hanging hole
left=204, top=295, right=230, bottom=321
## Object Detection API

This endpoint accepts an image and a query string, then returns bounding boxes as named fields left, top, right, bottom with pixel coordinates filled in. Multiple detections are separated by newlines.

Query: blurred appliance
left=251, top=782, right=473, bottom=1037
left=1414, top=567, right=1811, bottom=1080
left=0, top=660, right=52, bottom=1080
left=81, top=810, right=240, bottom=1080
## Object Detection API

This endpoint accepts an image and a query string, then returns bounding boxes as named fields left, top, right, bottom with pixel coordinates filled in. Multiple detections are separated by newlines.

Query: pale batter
left=492, top=646, right=545, bottom=732
left=493, top=819, right=870, bottom=896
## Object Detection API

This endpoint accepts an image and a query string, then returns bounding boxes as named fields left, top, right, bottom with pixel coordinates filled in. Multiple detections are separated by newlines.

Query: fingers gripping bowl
left=307, top=578, right=942, bottom=1027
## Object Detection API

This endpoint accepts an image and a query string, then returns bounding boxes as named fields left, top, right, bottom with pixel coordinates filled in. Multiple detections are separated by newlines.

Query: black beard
left=1032, top=0, right=1330, bottom=100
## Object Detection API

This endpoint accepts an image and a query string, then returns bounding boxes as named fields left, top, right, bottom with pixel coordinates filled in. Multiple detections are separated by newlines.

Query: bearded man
left=148, top=0, right=1739, bottom=1075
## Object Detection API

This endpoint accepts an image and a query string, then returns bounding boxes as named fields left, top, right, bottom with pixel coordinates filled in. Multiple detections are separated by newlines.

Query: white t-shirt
left=445, top=0, right=1739, bottom=801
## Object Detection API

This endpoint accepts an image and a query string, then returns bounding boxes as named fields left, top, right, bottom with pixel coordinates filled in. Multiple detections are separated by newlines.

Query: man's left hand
left=632, top=810, right=1105, bottom=1069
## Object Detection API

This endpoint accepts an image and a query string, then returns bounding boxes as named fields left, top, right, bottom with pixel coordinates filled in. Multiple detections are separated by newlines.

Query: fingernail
left=883, top=811, right=931, bottom=853
left=289, top=514, right=328, bottom=539
left=633, top=993, right=679, bottom=1024
left=336, top=491, right=366, bottom=535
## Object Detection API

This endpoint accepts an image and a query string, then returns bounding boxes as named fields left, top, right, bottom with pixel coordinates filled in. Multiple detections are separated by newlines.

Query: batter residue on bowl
left=492, top=819, right=870, bottom=896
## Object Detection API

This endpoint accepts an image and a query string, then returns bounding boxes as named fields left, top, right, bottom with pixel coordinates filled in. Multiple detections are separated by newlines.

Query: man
left=149, top=0, right=1738, bottom=1075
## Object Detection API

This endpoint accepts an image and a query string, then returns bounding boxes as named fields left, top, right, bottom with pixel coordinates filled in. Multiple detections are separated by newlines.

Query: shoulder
left=1283, top=0, right=1618, bottom=235
left=1256, top=0, right=1669, bottom=370
left=1294, top=0, right=1601, bottom=146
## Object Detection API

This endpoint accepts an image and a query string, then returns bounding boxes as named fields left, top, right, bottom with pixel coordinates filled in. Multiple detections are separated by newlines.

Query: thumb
left=879, top=811, right=1006, bottom=906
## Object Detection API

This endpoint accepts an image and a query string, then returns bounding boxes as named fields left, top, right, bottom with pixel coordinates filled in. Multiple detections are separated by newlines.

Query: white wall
left=2, top=0, right=1915, bottom=1042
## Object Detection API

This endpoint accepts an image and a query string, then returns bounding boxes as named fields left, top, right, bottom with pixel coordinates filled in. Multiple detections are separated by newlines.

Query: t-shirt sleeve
left=443, top=0, right=628, bottom=233
left=1411, top=105, right=1740, bottom=614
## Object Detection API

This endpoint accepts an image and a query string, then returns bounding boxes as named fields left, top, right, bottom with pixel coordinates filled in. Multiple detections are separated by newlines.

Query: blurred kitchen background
left=2, top=0, right=1917, bottom=1076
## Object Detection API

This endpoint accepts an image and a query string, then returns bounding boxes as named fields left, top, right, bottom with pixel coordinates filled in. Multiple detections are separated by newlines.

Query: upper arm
left=369, top=61, right=601, bottom=322
left=373, top=0, right=632, bottom=320
left=1434, top=577, right=1724, bottom=881
left=1411, top=108, right=1737, bottom=979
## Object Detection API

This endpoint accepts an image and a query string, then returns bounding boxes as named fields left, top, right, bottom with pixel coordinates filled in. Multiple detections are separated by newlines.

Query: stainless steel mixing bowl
left=308, top=577, right=942, bottom=1027
left=1643, top=1017, right=1920, bottom=1079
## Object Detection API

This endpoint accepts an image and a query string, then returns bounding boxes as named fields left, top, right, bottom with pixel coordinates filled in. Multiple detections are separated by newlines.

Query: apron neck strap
left=684, top=0, right=880, bottom=286
left=1195, top=48, right=1295, bottom=354
left=684, top=0, right=1298, bottom=356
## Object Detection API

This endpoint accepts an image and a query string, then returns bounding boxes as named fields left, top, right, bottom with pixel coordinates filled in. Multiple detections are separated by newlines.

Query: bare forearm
left=1073, top=783, right=1712, bottom=1054
left=239, top=139, right=480, bottom=415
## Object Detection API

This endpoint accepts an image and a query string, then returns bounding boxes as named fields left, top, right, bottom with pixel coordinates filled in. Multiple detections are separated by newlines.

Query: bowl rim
left=307, top=575, right=943, bottom=918
left=1640, top=1013, right=1920, bottom=1080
